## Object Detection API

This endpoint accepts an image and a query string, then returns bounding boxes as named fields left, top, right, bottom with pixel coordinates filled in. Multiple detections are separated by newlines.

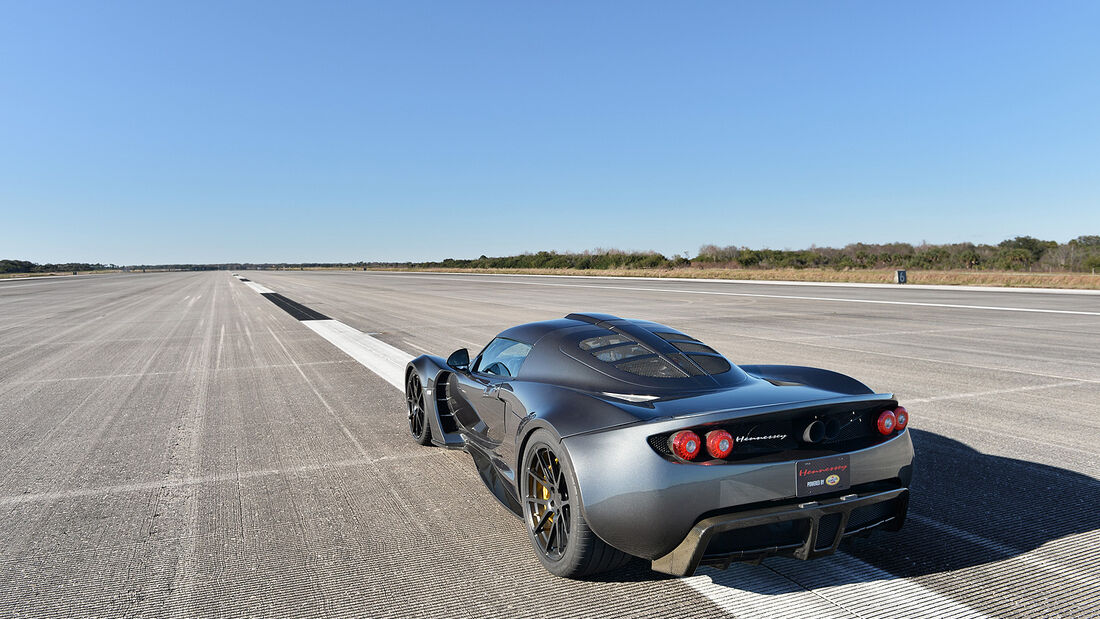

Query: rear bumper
left=562, top=427, right=913, bottom=560
left=650, top=486, right=908, bottom=576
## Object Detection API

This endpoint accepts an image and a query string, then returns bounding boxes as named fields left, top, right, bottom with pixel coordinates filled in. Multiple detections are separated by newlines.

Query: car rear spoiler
left=739, top=364, right=875, bottom=396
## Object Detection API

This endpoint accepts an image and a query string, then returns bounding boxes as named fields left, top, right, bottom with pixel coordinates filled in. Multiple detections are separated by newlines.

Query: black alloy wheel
left=406, top=373, right=432, bottom=445
left=520, top=429, right=631, bottom=578
left=524, top=445, right=572, bottom=560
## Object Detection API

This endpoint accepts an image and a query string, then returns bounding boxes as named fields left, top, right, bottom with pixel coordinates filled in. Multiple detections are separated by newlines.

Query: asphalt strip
left=236, top=274, right=988, bottom=619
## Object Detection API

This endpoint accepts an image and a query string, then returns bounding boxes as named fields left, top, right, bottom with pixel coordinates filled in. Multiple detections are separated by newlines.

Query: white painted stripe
left=302, top=320, right=413, bottom=390
left=0, top=275, right=76, bottom=283
left=377, top=270, right=1100, bottom=296
left=681, top=564, right=859, bottom=619
left=241, top=278, right=987, bottom=618
left=908, top=515, right=1100, bottom=589
left=4, top=359, right=357, bottom=385
left=904, top=380, right=1084, bottom=404
left=686, top=554, right=987, bottom=619
left=525, top=283, right=1100, bottom=316
left=0, top=280, right=89, bottom=289
left=912, top=416, right=1099, bottom=458
left=512, top=282, right=1100, bottom=316
left=366, top=274, right=1100, bottom=316
left=792, top=325, right=991, bottom=342
left=0, top=453, right=434, bottom=507
left=778, top=335, right=1100, bottom=385
left=243, top=281, right=275, bottom=294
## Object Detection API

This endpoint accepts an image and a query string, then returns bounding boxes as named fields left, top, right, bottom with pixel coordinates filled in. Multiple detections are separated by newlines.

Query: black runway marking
left=260, top=293, right=330, bottom=321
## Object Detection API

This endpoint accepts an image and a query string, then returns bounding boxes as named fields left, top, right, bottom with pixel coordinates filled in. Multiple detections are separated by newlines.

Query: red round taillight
left=706, top=430, right=733, bottom=459
left=669, top=430, right=701, bottom=461
left=876, top=410, right=897, bottom=435
left=894, top=406, right=908, bottom=431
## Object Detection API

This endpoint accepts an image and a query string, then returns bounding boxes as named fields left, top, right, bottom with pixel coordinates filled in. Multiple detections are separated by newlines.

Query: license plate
left=797, top=454, right=851, bottom=497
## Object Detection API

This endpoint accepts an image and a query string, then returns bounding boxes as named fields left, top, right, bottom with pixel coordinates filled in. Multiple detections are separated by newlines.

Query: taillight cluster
left=669, top=430, right=701, bottom=460
left=876, top=406, right=909, bottom=435
left=706, top=430, right=733, bottom=458
left=669, top=429, right=733, bottom=461
left=666, top=406, right=911, bottom=462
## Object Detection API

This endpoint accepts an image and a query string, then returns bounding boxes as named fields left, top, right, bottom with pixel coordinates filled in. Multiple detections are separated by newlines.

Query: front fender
left=407, top=355, right=465, bottom=448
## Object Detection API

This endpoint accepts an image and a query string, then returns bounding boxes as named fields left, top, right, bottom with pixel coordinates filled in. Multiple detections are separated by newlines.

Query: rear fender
left=510, top=383, right=646, bottom=477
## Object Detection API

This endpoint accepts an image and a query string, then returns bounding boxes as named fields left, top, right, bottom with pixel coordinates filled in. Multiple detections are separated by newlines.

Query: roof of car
left=497, top=313, right=683, bottom=345
left=496, top=313, right=749, bottom=392
left=496, top=317, right=591, bottom=345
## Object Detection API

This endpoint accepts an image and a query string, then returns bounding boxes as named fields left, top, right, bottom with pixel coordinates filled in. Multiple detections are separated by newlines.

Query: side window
left=475, top=338, right=533, bottom=378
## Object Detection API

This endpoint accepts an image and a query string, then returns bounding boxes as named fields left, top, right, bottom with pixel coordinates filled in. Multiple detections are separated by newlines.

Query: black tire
left=406, top=372, right=432, bottom=446
left=520, top=429, right=631, bottom=578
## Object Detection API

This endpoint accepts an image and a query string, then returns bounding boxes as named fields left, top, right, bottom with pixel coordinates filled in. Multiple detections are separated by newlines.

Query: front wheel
left=520, top=429, right=631, bottom=578
left=406, top=372, right=432, bottom=446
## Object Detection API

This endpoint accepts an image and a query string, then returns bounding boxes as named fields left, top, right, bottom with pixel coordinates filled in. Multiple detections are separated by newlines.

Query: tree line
left=413, top=236, right=1100, bottom=272
left=0, top=259, right=116, bottom=274
left=6, top=235, right=1098, bottom=274
left=692, top=236, right=1100, bottom=271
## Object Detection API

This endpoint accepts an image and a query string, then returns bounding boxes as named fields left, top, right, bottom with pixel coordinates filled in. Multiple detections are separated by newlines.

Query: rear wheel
left=521, top=429, right=630, bottom=578
left=406, top=373, right=432, bottom=445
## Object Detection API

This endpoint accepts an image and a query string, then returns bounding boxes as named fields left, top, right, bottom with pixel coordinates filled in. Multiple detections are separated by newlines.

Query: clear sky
left=1, top=2, right=1098, bottom=264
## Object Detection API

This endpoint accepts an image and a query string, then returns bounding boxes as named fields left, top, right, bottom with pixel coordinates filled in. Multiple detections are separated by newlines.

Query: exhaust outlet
left=802, top=420, right=825, bottom=443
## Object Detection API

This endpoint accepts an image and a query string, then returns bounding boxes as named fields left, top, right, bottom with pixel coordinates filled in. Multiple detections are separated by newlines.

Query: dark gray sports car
left=404, top=313, right=913, bottom=578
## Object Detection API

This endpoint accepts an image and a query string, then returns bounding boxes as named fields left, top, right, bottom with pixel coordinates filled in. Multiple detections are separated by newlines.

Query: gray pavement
left=1, top=270, right=1097, bottom=617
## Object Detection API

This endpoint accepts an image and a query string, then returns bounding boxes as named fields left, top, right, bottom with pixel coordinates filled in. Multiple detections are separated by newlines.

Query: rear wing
left=739, top=364, right=874, bottom=396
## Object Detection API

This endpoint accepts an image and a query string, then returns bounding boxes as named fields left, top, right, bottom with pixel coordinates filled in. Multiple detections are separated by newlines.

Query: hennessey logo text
left=736, top=434, right=787, bottom=443
left=799, top=464, right=848, bottom=477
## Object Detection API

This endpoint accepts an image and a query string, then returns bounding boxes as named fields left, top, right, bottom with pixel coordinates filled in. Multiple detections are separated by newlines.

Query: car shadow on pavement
left=593, top=428, right=1100, bottom=595
left=840, top=428, right=1099, bottom=579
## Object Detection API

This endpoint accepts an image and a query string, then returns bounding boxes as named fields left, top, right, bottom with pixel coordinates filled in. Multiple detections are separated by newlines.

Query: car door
left=449, top=337, right=531, bottom=448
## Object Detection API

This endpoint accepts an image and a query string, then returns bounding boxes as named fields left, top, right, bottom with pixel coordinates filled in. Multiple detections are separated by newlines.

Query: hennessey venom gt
left=404, top=313, right=913, bottom=578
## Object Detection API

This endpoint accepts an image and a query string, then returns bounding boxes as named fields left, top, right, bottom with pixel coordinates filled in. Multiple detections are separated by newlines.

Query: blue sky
left=1, top=2, right=1098, bottom=264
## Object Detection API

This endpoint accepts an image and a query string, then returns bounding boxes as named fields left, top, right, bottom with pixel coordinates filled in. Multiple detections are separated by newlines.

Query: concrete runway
left=1, top=271, right=1097, bottom=617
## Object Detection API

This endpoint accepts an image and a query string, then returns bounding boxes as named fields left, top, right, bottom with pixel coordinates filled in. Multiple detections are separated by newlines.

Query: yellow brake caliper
left=541, top=480, right=553, bottom=527
left=537, top=458, right=558, bottom=530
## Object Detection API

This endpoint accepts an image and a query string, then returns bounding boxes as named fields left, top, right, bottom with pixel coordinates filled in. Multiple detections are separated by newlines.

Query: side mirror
left=446, top=348, right=470, bottom=372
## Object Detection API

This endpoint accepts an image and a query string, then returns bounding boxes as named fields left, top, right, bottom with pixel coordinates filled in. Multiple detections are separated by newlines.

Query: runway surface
left=1, top=270, right=1096, bottom=617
